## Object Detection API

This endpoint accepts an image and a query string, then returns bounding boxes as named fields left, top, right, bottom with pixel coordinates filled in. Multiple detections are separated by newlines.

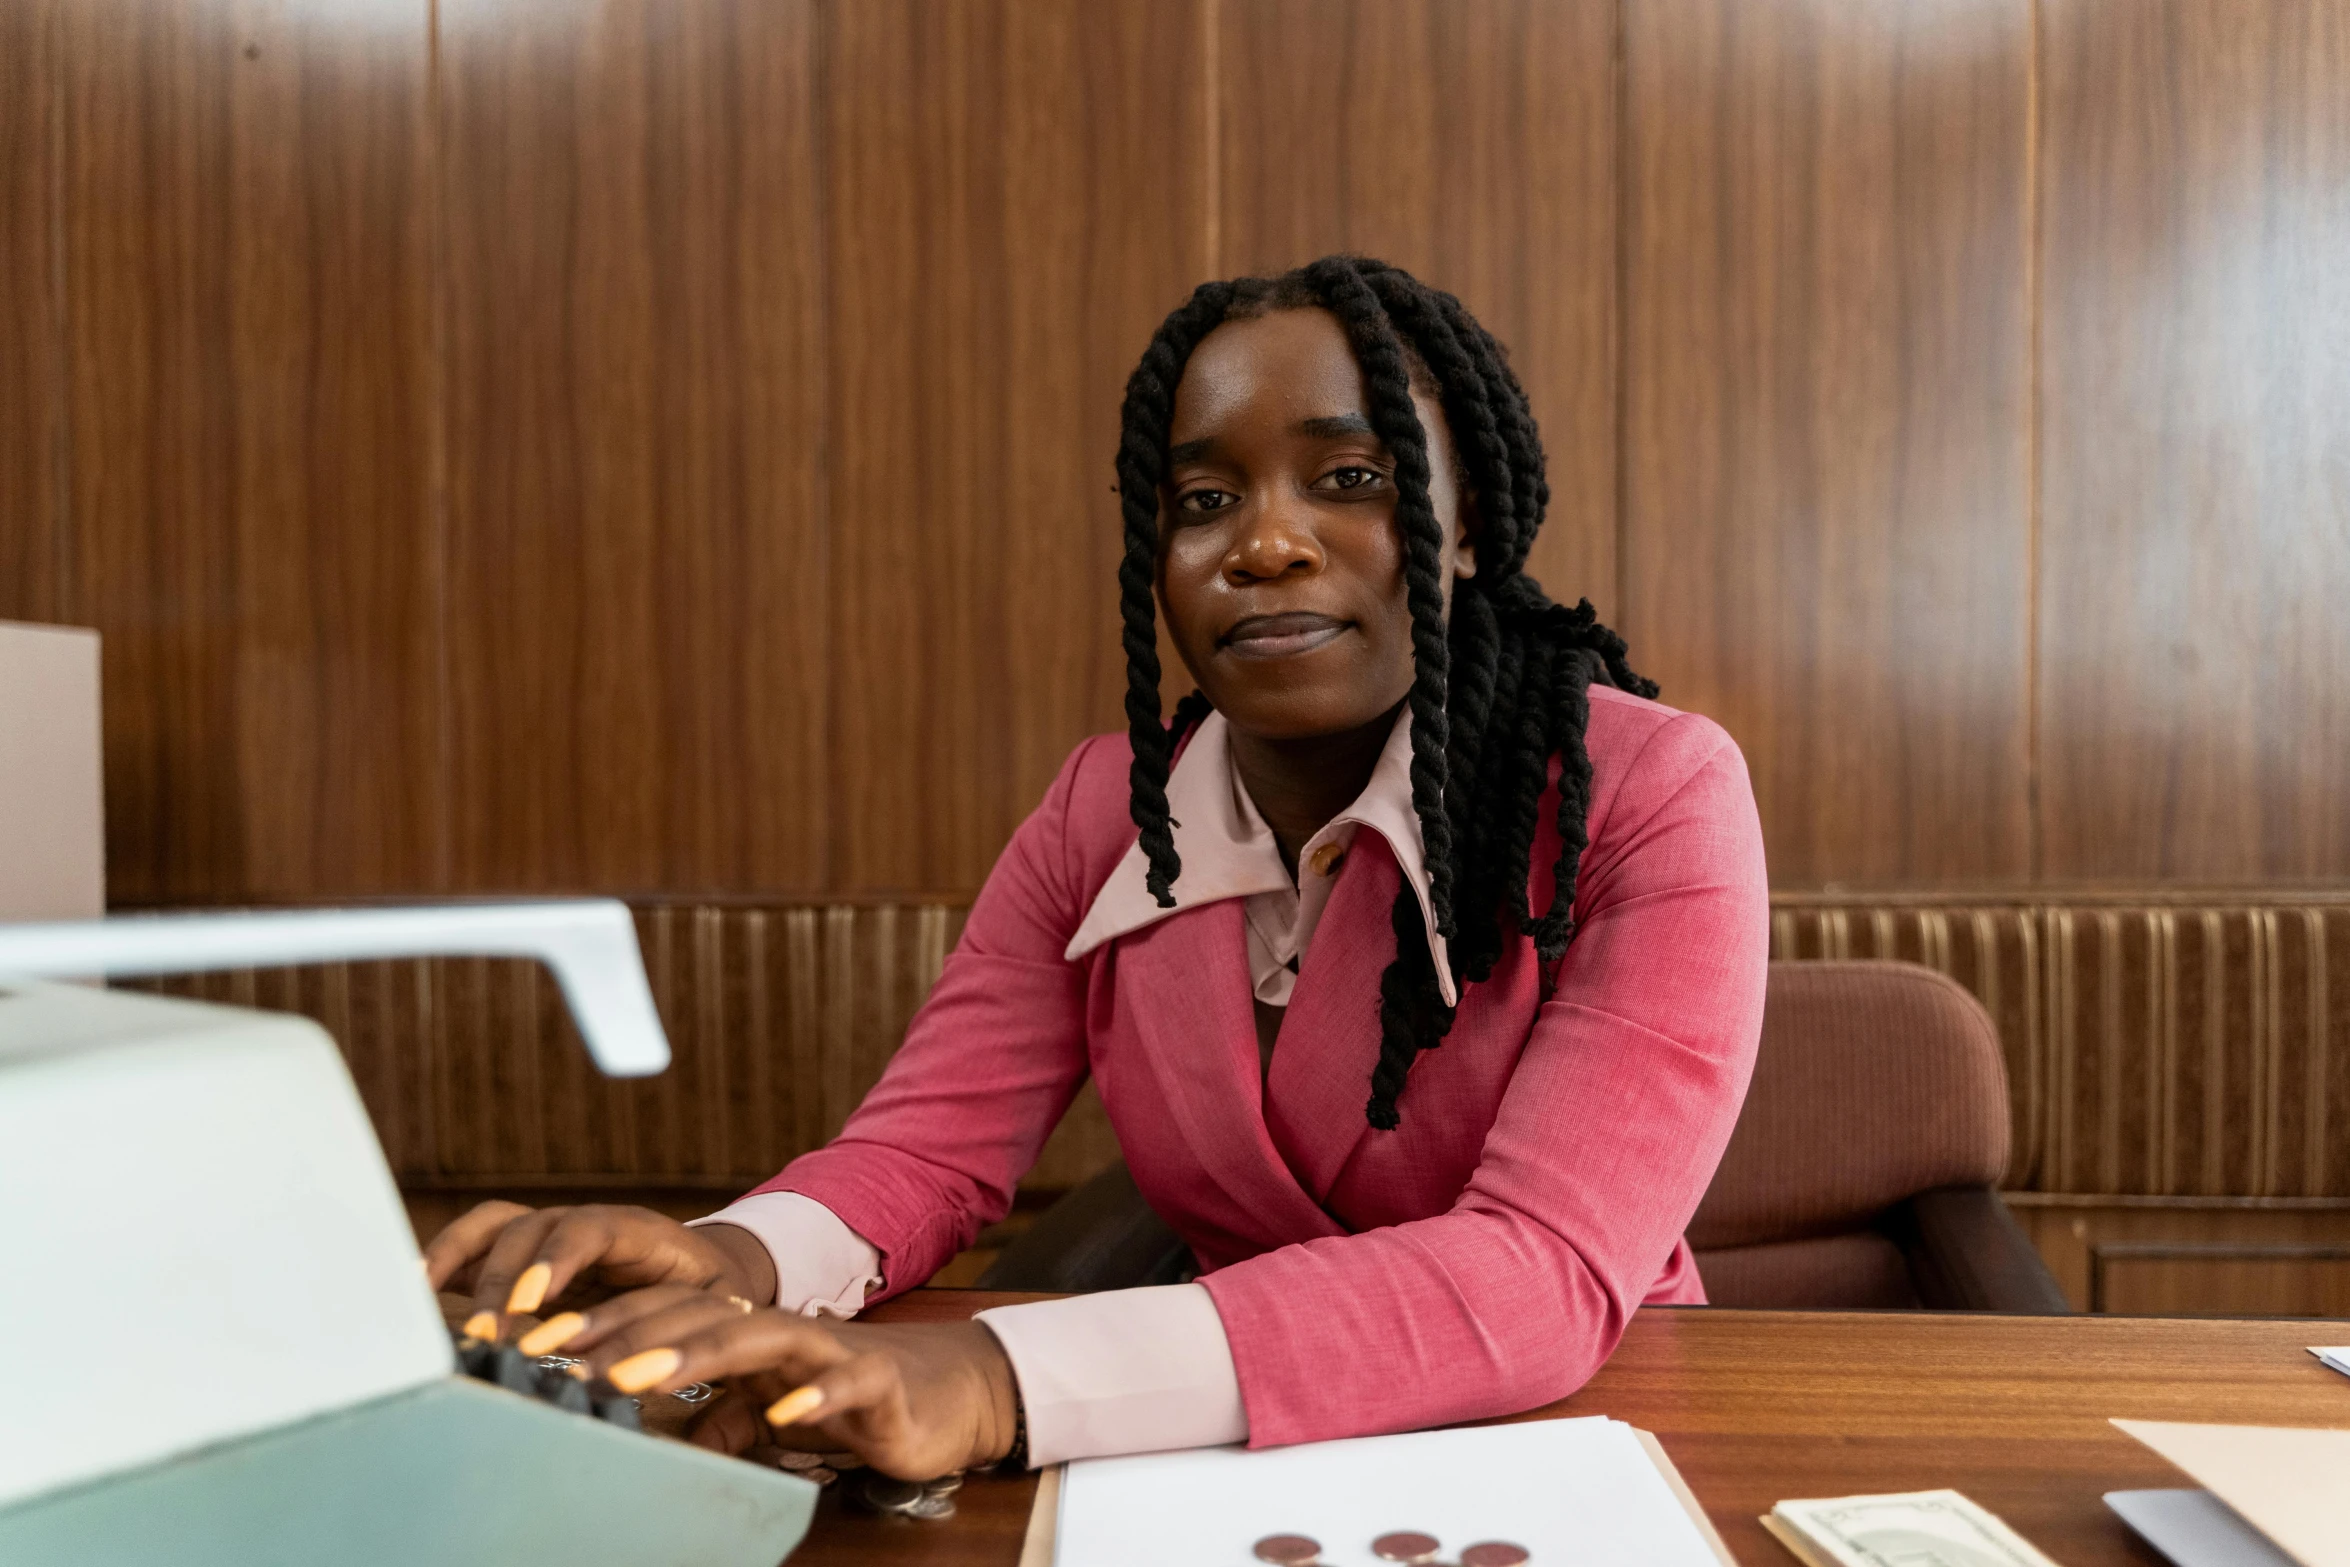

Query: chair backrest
left=1688, top=961, right=2011, bottom=1307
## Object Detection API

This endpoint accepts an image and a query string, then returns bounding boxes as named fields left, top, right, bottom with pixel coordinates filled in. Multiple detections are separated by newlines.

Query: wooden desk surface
left=789, top=1292, right=2348, bottom=1567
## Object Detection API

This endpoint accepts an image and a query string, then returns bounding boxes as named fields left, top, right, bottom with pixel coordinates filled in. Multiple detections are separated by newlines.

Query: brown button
left=1307, top=842, right=1345, bottom=878
left=1254, top=1536, right=1324, bottom=1565
left=1460, top=1544, right=1532, bottom=1567
left=1373, top=1532, right=1444, bottom=1562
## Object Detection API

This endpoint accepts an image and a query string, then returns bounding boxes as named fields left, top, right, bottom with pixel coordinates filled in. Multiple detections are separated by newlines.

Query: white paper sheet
left=2309, top=1348, right=2350, bottom=1381
left=2108, top=1490, right=2303, bottom=1567
left=1055, top=1416, right=1723, bottom=1567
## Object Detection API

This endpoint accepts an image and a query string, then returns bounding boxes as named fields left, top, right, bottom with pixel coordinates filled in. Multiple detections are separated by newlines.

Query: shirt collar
left=1065, top=708, right=1454, bottom=1005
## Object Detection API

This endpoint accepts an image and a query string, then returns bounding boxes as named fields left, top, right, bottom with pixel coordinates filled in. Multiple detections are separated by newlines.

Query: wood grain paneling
left=138, top=902, right=971, bottom=1186
left=823, top=0, right=1209, bottom=893
left=0, top=1, right=64, bottom=624
left=2010, top=1193, right=2350, bottom=1314
left=1622, top=0, right=2034, bottom=886
left=1774, top=892, right=2350, bottom=1198
left=58, top=0, right=439, bottom=902
left=2095, top=1244, right=2350, bottom=1317
left=439, top=0, right=827, bottom=893
left=2038, top=0, right=2350, bottom=881
left=1216, top=0, right=1618, bottom=619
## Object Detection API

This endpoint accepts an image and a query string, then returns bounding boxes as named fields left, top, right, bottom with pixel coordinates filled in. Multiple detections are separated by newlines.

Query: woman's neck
left=1226, top=702, right=1403, bottom=879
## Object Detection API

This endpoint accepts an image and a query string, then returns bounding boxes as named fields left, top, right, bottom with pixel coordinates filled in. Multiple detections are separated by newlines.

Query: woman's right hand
left=423, top=1201, right=778, bottom=1340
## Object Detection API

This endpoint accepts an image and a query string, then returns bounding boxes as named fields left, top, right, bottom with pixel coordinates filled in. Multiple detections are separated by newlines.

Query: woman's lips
left=1220, top=612, right=1351, bottom=659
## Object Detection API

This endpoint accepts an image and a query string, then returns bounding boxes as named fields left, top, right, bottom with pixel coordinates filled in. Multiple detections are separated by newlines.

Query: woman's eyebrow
left=1167, top=412, right=1376, bottom=468
left=1296, top=413, right=1376, bottom=439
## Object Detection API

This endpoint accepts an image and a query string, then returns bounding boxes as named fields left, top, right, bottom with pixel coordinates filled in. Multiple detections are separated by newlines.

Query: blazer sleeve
left=747, top=739, right=1108, bottom=1296
left=1197, top=712, right=1770, bottom=1447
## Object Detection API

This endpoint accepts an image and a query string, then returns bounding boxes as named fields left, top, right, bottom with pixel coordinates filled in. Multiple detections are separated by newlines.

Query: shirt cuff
left=975, top=1284, right=1248, bottom=1467
left=687, top=1191, right=883, bottom=1319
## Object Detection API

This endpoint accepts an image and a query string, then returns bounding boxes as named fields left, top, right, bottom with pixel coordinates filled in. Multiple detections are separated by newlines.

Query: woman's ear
left=1452, top=491, right=1482, bottom=580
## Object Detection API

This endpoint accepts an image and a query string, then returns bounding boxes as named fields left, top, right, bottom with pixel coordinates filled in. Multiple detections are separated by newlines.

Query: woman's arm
left=743, top=738, right=1110, bottom=1295
left=423, top=737, right=1114, bottom=1329
left=1200, top=711, right=1770, bottom=1447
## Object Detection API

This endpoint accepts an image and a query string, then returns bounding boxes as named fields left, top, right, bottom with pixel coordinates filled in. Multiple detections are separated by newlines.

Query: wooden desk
left=790, top=1292, right=2348, bottom=1567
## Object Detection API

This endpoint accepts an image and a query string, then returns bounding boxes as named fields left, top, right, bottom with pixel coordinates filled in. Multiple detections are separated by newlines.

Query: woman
left=429, top=257, right=1769, bottom=1479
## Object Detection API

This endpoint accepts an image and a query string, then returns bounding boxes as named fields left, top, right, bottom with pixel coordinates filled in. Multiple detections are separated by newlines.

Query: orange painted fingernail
left=505, top=1262, right=553, bottom=1315
left=517, top=1312, right=585, bottom=1356
left=764, top=1385, right=824, bottom=1428
left=462, top=1311, right=500, bottom=1343
left=607, top=1348, right=682, bottom=1394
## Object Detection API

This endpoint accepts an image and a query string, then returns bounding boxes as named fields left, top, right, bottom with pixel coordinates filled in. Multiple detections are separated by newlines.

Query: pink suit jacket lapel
left=1261, top=836, right=1403, bottom=1205
left=1114, top=900, right=1348, bottom=1246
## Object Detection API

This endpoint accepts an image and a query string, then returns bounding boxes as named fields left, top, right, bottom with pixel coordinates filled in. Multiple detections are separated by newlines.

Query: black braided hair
left=1114, top=257, right=1658, bottom=1129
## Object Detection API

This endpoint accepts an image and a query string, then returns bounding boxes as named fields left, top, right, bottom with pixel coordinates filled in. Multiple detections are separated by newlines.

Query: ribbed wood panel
left=1770, top=895, right=2350, bottom=1196
left=138, top=893, right=2349, bottom=1203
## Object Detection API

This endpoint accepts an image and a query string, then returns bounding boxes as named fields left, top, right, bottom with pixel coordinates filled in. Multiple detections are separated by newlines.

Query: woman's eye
left=1321, top=466, right=1386, bottom=492
left=1179, top=489, right=1238, bottom=513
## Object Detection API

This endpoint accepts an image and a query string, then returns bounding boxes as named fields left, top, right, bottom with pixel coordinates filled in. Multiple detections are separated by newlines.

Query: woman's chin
left=1208, top=691, right=1404, bottom=745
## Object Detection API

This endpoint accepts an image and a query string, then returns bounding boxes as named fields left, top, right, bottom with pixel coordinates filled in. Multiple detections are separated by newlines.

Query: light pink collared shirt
left=695, top=707, right=1442, bottom=1466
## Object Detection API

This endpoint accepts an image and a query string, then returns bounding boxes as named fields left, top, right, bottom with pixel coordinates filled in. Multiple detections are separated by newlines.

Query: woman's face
left=1157, top=306, right=1475, bottom=742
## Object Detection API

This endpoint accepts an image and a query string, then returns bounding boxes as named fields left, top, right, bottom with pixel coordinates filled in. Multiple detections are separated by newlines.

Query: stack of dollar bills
left=1764, top=1489, right=2061, bottom=1567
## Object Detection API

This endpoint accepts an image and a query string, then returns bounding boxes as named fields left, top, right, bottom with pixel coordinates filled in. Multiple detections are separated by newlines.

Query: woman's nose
left=1224, top=498, right=1323, bottom=583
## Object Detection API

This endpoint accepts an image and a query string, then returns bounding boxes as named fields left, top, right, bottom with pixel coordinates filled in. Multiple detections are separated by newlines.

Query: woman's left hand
left=527, top=1285, right=1019, bottom=1481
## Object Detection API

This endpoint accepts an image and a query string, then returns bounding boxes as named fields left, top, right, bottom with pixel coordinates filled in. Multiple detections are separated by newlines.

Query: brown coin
left=1373, top=1532, right=1444, bottom=1563
left=1253, top=1535, right=1324, bottom=1565
left=1460, top=1544, right=1531, bottom=1567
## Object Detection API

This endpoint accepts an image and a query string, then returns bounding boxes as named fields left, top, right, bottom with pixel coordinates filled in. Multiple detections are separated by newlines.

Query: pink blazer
left=761, top=687, right=1770, bottom=1447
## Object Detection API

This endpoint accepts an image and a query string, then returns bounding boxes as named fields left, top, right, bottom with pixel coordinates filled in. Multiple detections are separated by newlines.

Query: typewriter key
left=1253, top=1535, right=1324, bottom=1565
left=545, top=1371, right=592, bottom=1414
left=493, top=1347, right=539, bottom=1395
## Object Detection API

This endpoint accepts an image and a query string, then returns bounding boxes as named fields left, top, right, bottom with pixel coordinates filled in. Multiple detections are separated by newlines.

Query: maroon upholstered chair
left=1688, top=961, right=2066, bottom=1312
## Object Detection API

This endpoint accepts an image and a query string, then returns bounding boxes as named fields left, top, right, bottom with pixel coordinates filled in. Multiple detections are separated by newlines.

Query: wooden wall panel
left=1216, top=0, right=1618, bottom=619
left=2011, top=1195, right=2350, bottom=1316
left=2038, top=0, right=2350, bottom=882
left=0, top=1, right=64, bottom=624
left=439, top=0, right=827, bottom=893
left=58, top=0, right=439, bottom=902
left=823, top=0, right=1209, bottom=893
left=1621, top=0, right=2034, bottom=887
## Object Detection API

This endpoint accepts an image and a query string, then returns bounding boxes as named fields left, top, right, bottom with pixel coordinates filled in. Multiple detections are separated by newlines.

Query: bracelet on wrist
left=992, top=1381, right=1030, bottom=1474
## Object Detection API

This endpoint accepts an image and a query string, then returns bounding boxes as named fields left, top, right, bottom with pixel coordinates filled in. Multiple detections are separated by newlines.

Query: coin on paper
left=1254, top=1534, right=1324, bottom=1565
left=1373, top=1531, right=1443, bottom=1562
left=1770, top=1490, right=2062, bottom=1567
left=1461, top=1545, right=1531, bottom=1567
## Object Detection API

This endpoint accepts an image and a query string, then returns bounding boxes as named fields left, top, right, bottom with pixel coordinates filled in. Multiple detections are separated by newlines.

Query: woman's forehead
left=1171, top=307, right=1370, bottom=441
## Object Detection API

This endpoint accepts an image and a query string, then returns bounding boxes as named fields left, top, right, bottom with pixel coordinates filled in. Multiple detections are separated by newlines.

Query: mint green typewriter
left=0, top=902, right=818, bottom=1567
